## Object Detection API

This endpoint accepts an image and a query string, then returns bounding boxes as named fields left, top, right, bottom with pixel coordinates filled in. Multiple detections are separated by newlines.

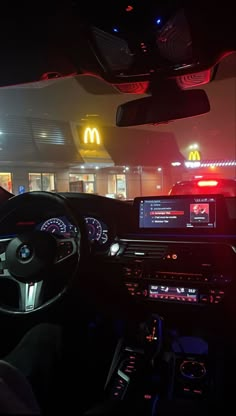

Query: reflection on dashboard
left=85, top=217, right=108, bottom=245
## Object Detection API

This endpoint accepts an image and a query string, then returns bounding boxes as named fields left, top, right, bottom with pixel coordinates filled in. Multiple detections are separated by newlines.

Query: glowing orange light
left=197, top=180, right=219, bottom=187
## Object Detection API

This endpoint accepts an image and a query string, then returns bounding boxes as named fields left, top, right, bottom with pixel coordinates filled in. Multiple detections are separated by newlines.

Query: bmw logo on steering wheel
left=17, top=244, right=33, bottom=262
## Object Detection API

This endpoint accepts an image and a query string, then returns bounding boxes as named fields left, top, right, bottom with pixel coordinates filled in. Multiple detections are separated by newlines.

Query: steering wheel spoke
left=55, top=238, right=77, bottom=263
left=18, top=280, right=44, bottom=312
left=0, top=238, right=12, bottom=278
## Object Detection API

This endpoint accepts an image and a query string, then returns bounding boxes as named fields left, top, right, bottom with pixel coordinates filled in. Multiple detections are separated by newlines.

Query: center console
left=87, top=194, right=235, bottom=415
left=103, top=314, right=213, bottom=415
left=108, top=194, right=235, bottom=311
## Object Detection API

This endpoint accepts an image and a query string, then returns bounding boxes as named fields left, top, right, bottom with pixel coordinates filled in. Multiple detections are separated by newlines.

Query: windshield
left=0, top=26, right=235, bottom=201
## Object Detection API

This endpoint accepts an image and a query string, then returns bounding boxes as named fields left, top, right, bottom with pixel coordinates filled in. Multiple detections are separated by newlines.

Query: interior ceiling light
left=126, top=5, right=133, bottom=12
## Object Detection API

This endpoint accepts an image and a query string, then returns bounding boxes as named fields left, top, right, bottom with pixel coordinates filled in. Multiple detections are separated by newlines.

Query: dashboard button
left=200, top=295, right=209, bottom=304
left=209, top=295, right=214, bottom=303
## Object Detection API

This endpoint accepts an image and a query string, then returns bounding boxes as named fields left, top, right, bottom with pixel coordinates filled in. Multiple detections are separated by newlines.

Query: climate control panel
left=125, top=281, right=225, bottom=305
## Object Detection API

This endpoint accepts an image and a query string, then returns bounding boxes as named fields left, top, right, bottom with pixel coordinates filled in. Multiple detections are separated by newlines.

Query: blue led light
left=113, top=27, right=119, bottom=33
left=156, top=18, right=161, bottom=25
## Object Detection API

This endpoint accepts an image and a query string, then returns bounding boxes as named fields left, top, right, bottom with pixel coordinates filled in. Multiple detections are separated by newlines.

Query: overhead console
left=107, top=195, right=236, bottom=309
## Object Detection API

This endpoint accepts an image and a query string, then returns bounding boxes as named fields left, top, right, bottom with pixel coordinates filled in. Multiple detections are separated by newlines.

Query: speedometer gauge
left=40, top=218, right=67, bottom=234
left=85, top=217, right=102, bottom=242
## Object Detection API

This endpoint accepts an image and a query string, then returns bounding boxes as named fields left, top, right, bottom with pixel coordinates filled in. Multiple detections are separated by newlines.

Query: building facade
left=0, top=115, right=187, bottom=198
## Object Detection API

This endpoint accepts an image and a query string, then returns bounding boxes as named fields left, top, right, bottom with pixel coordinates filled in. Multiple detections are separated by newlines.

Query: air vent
left=122, top=241, right=168, bottom=259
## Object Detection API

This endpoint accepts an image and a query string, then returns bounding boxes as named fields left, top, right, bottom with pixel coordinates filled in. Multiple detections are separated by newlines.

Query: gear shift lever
left=101, top=315, right=164, bottom=415
left=138, top=314, right=164, bottom=364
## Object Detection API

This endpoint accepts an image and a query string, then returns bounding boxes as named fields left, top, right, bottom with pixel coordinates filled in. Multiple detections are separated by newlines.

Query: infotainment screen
left=138, top=196, right=217, bottom=229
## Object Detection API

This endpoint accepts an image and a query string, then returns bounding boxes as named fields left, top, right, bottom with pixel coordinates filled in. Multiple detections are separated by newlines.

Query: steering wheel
left=0, top=192, right=82, bottom=315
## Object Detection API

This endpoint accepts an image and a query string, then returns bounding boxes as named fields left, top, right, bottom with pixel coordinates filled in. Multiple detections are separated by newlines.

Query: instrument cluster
left=85, top=216, right=108, bottom=245
left=37, top=216, right=77, bottom=238
left=37, top=216, right=109, bottom=245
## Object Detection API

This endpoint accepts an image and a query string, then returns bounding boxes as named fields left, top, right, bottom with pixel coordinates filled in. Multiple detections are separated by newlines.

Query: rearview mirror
left=116, top=89, right=210, bottom=127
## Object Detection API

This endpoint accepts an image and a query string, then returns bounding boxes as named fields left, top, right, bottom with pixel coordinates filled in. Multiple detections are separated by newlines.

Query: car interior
left=0, top=2, right=235, bottom=415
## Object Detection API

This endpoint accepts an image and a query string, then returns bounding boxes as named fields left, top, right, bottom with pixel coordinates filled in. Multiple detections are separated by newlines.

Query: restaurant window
left=69, top=173, right=95, bottom=193
left=0, top=172, right=12, bottom=192
left=108, top=174, right=126, bottom=199
left=29, top=173, right=55, bottom=191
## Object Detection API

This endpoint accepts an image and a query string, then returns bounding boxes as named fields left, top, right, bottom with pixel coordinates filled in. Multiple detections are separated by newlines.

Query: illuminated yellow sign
left=83, top=127, right=101, bottom=145
left=188, top=150, right=201, bottom=161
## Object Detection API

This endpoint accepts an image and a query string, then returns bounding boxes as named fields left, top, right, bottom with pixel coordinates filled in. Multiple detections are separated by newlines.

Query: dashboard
left=0, top=192, right=235, bottom=317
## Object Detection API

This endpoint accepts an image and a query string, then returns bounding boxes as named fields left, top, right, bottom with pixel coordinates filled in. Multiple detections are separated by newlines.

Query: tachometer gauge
left=40, top=218, right=67, bottom=234
left=85, top=217, right=102, bottom=242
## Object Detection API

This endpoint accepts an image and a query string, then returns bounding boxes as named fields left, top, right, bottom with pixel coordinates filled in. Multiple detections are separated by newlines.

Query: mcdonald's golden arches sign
left=83, top=127, right=101, bottom=145
left=188, top=149, right=201, bottom=161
